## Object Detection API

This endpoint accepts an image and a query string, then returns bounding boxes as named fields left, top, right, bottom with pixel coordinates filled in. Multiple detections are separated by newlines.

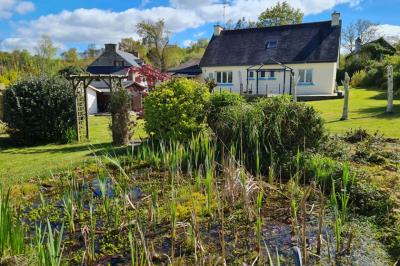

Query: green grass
left=308, top=87, right=400, bottom=138
left=0, top=116, right=146, bottom=187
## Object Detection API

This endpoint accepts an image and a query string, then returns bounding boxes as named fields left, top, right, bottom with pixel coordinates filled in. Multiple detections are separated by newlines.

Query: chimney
left=105, top=43, right=117, bottom=52
left=331, top=11, right=340, bottom=27
left=214, top=25, right=224, bottom=36
left=355, top=37, right=362, bottom=52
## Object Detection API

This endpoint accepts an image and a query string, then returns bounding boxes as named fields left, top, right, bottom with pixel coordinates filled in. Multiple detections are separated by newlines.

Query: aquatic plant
left=35, top=221, right=64, bottom=266
left=255, top=190, right=264, bottom=253
left=0, top=190, right=25, bottom=257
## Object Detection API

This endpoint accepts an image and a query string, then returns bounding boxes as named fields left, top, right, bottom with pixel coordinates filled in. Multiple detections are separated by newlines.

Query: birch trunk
left=341, top=72, right=350, bottom=120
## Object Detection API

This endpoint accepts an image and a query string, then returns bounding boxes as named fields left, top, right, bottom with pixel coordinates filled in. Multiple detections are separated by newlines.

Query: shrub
left=350, top=70, right=366, bottom=87
left=208, top=91, right=245, bottom=127
left=209, top=95, right=325, bottom=173
left=144, top=78, right=210, bottom=141
left=4, top=75, right=75, bottom=144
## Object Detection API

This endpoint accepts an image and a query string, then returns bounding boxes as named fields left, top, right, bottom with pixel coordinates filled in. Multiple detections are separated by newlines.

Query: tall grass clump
left=0, top=190, right=25, bottom=257
left=35, top=221, right=64, bottom=266
left=209, top=95, right=325, bottom=176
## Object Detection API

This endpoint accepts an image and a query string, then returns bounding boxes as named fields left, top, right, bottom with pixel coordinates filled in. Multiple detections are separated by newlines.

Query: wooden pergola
left=67, top=74, right=127, bottom=142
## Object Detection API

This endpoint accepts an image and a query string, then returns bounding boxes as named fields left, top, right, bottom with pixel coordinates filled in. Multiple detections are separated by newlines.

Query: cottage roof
left=168, top=59, right=202, bottom=76
left=200, top=20, right=341, bottom=67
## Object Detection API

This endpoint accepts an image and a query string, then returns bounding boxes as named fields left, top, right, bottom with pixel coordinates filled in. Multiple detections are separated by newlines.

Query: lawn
left=308, top=87, right=400, bottom=138
left=0, top=116, right=146, bottom=187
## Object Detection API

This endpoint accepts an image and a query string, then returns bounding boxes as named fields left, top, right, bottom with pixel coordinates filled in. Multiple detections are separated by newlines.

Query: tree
left=235, top=17, right=257, bottom=29
left=61, top=48, right=79, bottom=64
left=342, top=19, right=379, bottom=53
left=257, top=1, right=303, bottom=27
left=118, top=38, right=146, bottom=58
left=35, top=35, right=58, bottom=59
left=137, top=19, right=170, bottom=71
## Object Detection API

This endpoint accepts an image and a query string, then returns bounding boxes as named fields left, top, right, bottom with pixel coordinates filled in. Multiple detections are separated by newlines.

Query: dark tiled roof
left=116, top=50, right=142, bottom=67
left=200, top=21, right=341, bottom=67
left=168, top=59, right=202, bottom=76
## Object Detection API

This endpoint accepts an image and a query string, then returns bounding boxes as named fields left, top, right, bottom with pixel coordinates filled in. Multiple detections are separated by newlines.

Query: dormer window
left=266, top=41, right=277, bottom=49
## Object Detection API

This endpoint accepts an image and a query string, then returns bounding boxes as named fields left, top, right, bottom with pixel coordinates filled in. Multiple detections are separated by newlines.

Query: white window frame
left=216, top=71, right=233, bottom=84
left=298, top=69, right=313, bottom=83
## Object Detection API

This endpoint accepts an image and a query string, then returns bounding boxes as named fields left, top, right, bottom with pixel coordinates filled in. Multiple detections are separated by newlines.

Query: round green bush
left=144, top=78, right=210, bottom=141
left=4, top=75, right=75, bottom=144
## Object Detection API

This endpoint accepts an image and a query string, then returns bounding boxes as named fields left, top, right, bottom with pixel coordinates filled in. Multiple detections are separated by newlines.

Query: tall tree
left=61, top=48, right=79, bottom=64
left=118, top=38, right=146, bottom=58
left=35, top=35, right=58, bottom=59
left=257, top=1, right=303, bottom=27
left=342, top=19, right=379, bottom=53
left=137, top=19, right=170, bottom=71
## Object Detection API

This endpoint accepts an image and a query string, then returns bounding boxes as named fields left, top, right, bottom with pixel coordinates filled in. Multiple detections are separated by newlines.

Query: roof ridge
left=221, top=20, right=333, bottom=34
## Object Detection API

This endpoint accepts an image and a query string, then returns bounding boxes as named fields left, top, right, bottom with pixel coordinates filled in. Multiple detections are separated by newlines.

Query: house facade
left=200, top=12, right=342, bottom=96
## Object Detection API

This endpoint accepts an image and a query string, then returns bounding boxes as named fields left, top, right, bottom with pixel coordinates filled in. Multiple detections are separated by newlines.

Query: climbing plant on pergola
left=68, top=74, right=126, bottom=142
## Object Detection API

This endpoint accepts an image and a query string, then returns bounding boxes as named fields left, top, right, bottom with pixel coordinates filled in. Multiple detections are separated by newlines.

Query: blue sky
left=0, top=0, right=400, bottom=53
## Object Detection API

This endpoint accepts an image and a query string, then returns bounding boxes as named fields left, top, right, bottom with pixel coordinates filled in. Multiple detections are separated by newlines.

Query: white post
left=386, top=65, right=394, bottom=113
left=291, top=72, right=297, bottom=102
left=341, top=72, right=350, bottom=120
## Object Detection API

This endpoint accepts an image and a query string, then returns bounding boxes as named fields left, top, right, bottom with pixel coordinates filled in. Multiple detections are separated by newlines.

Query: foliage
left=144, top=78, right=210, bottom=141
left=351, top=70, right=367, bottom=87
left=0, top=190, right=25, bottom=257
left=204, top=77, right=217, bottom=93
left=257, top=1, right=303, bottom=27
left=208, top=91, right=245, bottom=126
left=58, top=65, right=85, bottom=78
left=4, top=75, right=75, bottom=144
left=109, top=88, right=136, bottom=145
left=210, top=95, right=325, bottom=173
left=61, top=48, right=79, bottom=64
left=137, top=19, right=170, bottom=71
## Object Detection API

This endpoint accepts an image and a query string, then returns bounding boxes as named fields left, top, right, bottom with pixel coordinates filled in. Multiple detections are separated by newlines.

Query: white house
left=200, top=12, right=342, bottom=97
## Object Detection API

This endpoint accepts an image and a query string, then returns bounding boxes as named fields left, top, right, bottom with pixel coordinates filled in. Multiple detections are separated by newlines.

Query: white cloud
left=15, top=1, right=35, bottom=14
left=1, top=0, right=363, bottom=52
left=376, top=24, right=400, bottom=43
left=0, top=0, right=34, bottom=19
left=194, top=31, right=205, bottom=38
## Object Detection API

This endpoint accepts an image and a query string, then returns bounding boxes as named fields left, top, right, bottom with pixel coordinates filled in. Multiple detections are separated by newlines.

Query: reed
left=255, top=190, right=264, bottom=254
left=0, top=190, right=25, bottom=257
left=62, top=193, right=75, bottom=232
left=36, top=221, right=64, bottom=266
left=129, top=229, right=146, bottom=266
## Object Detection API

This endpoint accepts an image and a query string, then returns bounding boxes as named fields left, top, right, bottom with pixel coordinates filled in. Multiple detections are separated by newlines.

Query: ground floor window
left=299, top=69, right=313, bottom=83
left=216, top=71, right=233, bottom=84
